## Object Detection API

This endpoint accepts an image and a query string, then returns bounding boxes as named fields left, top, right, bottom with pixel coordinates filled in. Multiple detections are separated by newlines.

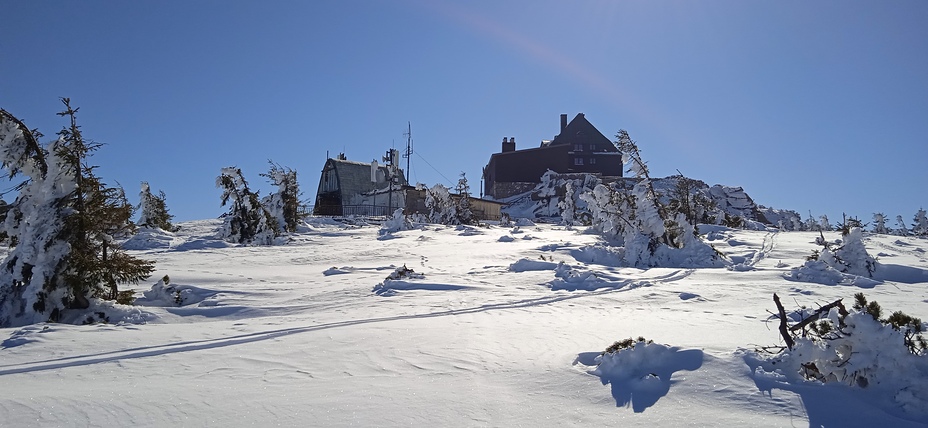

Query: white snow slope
left=1, top=218, right=927, bottom=427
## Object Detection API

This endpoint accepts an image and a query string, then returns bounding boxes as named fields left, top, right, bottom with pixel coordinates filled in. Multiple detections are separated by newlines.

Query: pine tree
left=217, top=167, right=279, bottom=245
left=0, top=100, right=154, bottom=326
left=138, top=182, right=175, bottom=231
left=260, top=161, right=302, bottom=233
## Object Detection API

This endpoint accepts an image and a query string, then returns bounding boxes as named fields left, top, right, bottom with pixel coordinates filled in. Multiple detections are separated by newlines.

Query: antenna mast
left=403, top=121, right=413, bottom=179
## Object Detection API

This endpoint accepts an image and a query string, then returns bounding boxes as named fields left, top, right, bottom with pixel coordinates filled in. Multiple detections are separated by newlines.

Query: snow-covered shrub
left=602, top=336, right=653, bottom=355
left=809, top=227, right=877, bottom=277
left=755, top=293, right=928, bottom=417
left=142, top=275, right=192, bottom=306
left=384, top=265, right=423, bottom=281
left=380, top=208, right=413, bottom=236
left=372, top=265, right=426, bottom=296
left=139, top=275, right=211, bottom=307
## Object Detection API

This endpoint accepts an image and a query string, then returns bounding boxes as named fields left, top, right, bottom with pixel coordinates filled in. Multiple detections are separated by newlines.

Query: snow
left=1, top=219, right=927, bottom=426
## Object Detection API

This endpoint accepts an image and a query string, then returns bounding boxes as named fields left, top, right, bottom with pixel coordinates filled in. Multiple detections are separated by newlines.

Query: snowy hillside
left=1, top=218, right=927, bottom=426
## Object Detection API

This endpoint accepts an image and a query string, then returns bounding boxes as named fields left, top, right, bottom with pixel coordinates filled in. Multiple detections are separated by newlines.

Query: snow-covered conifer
left=580, top=182, right=631, bottom=241
left=217, top=167, right=279, bottom=245
left=260, top=161, right=302, bottom=233
left=0, top=101, right=154, bottom=326
left=581, top=130, right=723, bottom=268
left=896, top=215, right=909, bottom=236
left=819, top=215, right=832, bottom=232
left=455, top=172, right=474, bottom=225
left=559, top=180, right=577, bottom=228
left=912, top=209, right=928, bottom=237
left=871, top=213, right=890, bottom=235
left=138, top=182, right=175, bottom=231
left=425, top=184, right=457, bottom=225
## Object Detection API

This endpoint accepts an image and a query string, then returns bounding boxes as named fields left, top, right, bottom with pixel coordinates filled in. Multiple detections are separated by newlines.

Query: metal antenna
left=402, top=121, right=413, bottom=179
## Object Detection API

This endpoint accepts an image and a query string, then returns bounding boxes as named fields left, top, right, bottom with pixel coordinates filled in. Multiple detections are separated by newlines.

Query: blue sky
left=2, top=1, right=926, bottom=223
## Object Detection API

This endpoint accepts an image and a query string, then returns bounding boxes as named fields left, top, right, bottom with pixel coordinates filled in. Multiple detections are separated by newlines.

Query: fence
left=311, top=204, right=398, bottom=217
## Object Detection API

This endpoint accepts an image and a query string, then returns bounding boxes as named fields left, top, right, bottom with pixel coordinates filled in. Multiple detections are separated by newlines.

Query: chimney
left=560, top=114, right=567, bottom=133
left=502, top=137, right=515, bottom=153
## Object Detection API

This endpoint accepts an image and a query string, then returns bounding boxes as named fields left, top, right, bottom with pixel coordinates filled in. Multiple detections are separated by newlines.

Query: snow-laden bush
left=809, top=227, right=877, bottom=277
left=784, top=260, right=880, bottom=287
left=753, top=293, right=928, bottom=419
left=590, top=337, right=703, bottom=411
left=380, top=208, right=413, bottom=237
left=139, top=275, right=211, bottom=307
left=372, top=265, right=426, bottom=296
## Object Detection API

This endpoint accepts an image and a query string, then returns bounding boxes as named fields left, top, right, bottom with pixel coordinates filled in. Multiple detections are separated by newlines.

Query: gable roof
left=546, top=113, right=612, bottom=148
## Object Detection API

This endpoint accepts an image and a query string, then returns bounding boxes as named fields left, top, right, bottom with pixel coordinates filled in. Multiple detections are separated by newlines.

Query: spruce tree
left=0, top=100, right=154, bottom=326
left=260, top=161, right=302, bottom=233
left=217, top=167, right=279, bottom=245
left=138, top=182, right=175, bottom=231
left=912, top=208, right=928, bottom=237
left=872, top=213, right=890, bottom=234
left=455, top=172, right=474, bottom=225
left=425, top=184, right=457, bottom=225
left=896, top=215, right=909, bottom=236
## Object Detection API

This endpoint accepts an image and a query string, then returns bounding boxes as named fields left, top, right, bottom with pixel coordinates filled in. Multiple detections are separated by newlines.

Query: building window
left=589, top=144, right=596, bottom=151
left=590, top=157, right=596, bottom=165
left=574, top=144, right=583, bottom=151
left=323, top=170, right=338, bottom=192
left=574, top=158, right=584, bottom=166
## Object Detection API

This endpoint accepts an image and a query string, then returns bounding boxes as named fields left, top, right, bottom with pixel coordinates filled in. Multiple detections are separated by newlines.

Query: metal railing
left=312, top=204, right=398, bottom=217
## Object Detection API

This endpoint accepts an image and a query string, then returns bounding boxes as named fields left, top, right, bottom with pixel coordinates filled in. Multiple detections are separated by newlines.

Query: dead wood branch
left=773, top=293, right=795, bottom=350
left=789, top=299, right=849, bottom=333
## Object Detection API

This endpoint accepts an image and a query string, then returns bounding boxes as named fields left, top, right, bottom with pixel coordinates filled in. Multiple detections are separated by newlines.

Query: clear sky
left=2, top=1, right=926, bottom=224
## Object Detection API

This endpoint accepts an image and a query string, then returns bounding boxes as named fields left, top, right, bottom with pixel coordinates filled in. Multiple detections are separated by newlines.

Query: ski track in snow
left=0, top=268, right=692, bottom=376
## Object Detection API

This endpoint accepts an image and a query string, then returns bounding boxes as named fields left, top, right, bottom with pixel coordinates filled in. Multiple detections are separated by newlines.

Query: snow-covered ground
left=1, top=218, right=927, bottom=427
